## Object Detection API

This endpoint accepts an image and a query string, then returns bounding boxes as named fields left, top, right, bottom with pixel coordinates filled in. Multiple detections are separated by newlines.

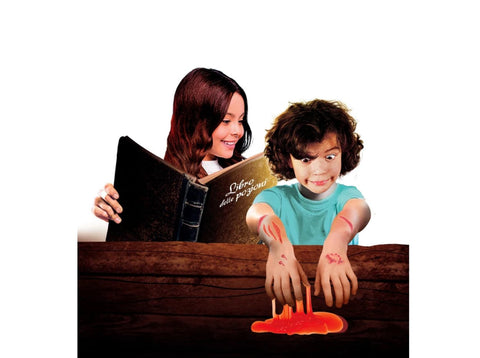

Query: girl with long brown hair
left=93, top=68, right=252, bottom=224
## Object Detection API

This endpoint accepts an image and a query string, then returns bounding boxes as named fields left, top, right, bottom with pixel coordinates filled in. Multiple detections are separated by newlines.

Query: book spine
left=175, top=179, right=208, bottom=242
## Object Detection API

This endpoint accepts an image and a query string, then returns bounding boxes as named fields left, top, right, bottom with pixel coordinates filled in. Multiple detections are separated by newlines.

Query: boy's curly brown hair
left=265, top=99, right=364, bottom=181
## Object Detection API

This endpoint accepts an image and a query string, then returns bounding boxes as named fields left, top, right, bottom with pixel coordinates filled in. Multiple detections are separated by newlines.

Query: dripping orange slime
left=251, top=286, right=347, bottom=335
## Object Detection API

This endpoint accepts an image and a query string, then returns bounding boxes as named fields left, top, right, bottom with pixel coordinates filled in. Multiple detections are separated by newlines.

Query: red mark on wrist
left=339, top=215, right=353, bottom=232
left=279, top=261, right=285, bottom=266
left=281, top=254, right=287, bottom=260
left=326, top=253, right=344, bottom=264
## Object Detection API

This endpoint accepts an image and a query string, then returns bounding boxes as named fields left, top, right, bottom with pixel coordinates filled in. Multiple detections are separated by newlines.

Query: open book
left=105, top=136, right=277, bottom=244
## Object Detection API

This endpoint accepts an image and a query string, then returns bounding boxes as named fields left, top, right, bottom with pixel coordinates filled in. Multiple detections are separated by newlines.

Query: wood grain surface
left=78, top=242, right=408, bottom=357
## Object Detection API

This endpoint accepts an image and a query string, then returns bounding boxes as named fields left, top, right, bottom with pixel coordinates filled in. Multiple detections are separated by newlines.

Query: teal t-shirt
left=253, top=183, right=364, bottom=245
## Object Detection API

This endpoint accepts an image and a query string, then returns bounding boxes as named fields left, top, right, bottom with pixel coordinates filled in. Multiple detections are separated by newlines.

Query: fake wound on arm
left=257, top=214, right=293, bottom=268
left=325, top=198, right=371, bottom=248
left=257, top=214, right=285, bottom=244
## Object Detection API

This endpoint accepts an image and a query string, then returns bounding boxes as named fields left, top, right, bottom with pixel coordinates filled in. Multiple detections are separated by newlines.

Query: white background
left=1, top=1, right=479, bottom=356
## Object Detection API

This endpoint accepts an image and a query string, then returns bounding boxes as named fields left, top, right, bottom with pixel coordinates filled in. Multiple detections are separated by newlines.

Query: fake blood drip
left=251, top=286, right=347, bottom=335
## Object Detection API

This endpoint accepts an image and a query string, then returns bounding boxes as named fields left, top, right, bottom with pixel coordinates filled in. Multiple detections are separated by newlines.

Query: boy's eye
left=326, top=154, right=337, bottom=160
left=300, top=158, right=311, bottom=163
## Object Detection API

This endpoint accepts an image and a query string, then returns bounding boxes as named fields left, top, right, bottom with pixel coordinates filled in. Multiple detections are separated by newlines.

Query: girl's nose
left=231, top=121, right=242, bottom=137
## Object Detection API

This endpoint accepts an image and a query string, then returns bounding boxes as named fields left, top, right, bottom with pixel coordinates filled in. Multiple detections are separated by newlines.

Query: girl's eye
left=300, top=158, right=311, bottom=163
left=326, top=154, right=336, bottom=161
left=223, top=119, right=243, bottom=125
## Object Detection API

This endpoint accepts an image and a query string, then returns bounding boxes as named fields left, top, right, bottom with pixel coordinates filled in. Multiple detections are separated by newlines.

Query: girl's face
left=289, top=132, right=342, bottom=195
left=204, top=92, right=245, bottom=161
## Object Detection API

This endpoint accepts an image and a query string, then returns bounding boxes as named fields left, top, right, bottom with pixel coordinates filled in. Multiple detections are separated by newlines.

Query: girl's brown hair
left=265, top=99, right=363, bottom=180
left=164, top=68, right=252, bottom=178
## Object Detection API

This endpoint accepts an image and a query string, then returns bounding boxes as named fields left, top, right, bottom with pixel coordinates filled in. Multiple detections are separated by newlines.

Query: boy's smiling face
left=289, top=132, right=342, bottom=195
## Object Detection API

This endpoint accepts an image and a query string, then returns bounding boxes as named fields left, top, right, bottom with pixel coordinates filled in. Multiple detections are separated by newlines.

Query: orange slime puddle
left=251, top=286, right=347, bottom=335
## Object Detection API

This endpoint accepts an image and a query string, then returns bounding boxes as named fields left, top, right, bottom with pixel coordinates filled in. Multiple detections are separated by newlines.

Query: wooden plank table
left=78, top=242, right=408, bottom=357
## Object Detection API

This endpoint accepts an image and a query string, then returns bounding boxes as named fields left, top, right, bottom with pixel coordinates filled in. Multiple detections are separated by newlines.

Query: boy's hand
left=314, top=250, right=357, bottom=308
left=265, top=241, right=310, bottom=307
left=246, top=208, right=310, bottom=307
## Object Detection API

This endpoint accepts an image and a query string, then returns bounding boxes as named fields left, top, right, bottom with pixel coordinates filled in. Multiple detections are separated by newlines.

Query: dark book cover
left=106, top=136, right=277, bottom=244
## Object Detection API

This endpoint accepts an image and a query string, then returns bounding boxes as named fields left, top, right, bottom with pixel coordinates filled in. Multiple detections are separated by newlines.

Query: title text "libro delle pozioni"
left=219, top=178, right=268, bottom=208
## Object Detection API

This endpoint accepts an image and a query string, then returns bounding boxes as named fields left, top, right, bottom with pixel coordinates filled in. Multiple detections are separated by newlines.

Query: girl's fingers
left=93, top=196, right=122, bottom=223
left=92, top=205, right=110, bottom=223
left=104, top=183, right=119, bottom=199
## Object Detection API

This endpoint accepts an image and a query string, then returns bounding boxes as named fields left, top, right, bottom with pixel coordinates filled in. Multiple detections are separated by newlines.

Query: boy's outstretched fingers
left=291, top=262, right=309, bottom=303
left=280, top=275, right=295, bottom=307
left=290, top=273, right=303, bottom=304
left=314, top=276, right=320, bottom=296
left=347, top=267, right=358, bottom=296
left=298, top=262, right=311, bottom=288
left=265, top=275, right=275, bottom=302
left=340, top=274, right=352, bottom=305
left=314, top=273, right=334, bottom=307
left=332, top=276, right=344, bottom=308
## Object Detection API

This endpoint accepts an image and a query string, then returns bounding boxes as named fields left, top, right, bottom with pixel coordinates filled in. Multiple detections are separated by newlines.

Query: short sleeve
left=336, top=185, right=364, bottom=211
left=252, top=187, right=283, bottom=216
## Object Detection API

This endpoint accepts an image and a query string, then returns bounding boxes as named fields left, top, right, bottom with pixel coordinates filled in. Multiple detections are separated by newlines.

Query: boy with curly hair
left=246, top=99, right=371, bottom=310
